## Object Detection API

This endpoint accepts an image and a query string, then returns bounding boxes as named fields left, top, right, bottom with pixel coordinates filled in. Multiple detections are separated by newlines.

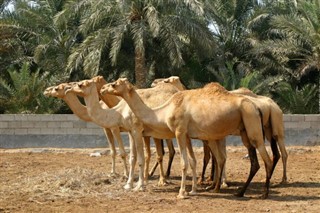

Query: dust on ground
left=1, top=146, right=320, bottom=213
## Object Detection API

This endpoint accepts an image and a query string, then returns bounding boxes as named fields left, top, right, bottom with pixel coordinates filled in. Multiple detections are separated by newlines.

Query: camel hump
left=203, top=82, right=230, bottom=95
left=232, top=87, right=258, bottom=97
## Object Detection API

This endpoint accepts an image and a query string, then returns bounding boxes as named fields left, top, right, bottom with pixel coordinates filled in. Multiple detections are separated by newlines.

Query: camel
left=65, top=79, right=180, bottom=190
left=151, top=77, right=228, bottom=187
left=43, top=83, right=128, bottom=177
left=230, top=87, right=288, bottom=183
left=152, top=76, right=288, bottom=185
left=92, top=76, right=176, bottom=179
left=101, top=78, right=276, bottom=199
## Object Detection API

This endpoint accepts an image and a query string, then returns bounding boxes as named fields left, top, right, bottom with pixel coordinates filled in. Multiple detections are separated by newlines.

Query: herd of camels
left=44, top=75, right=288, bottom=199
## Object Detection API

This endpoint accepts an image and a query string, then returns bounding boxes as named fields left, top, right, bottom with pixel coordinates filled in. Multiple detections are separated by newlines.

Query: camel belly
left=187, top=111, right=242, bottom=140
left=142, top=125, right=175, bottom=139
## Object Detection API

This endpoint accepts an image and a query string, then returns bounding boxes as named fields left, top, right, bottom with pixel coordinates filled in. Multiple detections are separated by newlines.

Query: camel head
left=100, top=78, right=133, bottom=97
left=151, top=76, right=185, bottom=91
left=66, top=80, right=95, bottom=97
left=91, top=75, right=107, bottom=91
left=44, top=83, right=71, bottom=98
left=43, top=86, right=55, bottom=97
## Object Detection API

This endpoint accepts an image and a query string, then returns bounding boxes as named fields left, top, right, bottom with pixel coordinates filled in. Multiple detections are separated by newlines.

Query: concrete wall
left=0, top=114, right=319, bottom=148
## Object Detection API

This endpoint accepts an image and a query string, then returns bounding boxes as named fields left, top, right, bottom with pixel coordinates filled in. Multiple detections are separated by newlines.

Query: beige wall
left=0, top=114, right=319, bottom=148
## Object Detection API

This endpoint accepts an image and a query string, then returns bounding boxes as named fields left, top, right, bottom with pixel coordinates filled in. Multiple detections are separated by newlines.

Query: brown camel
left=43, top=83, right=128, bottom=177
left=92, top=76, right=176, bottom=179
left=230, top=87, right=288, bottom=183
left=101, top=78, right=274, bottom=199
left=151, top=77, right=228, bottom=187
left=66, top=79, right=180, bottom=190
left=153, top=76, right=287, bottom=185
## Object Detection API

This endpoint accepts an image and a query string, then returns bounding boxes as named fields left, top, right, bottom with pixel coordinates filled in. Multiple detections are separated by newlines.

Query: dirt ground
left=1, top=146, right=320, bottom=213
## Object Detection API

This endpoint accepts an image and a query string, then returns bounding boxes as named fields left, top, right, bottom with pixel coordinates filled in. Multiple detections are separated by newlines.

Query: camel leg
left=270, top=133, right=288, bottom=183
left=149, top=139, right=163, bottom=177
left=186, top=137, right=197, bottom=195
left=235, top=131, right=260, bottom=197
left=270, top=137, right=280, bottom=178
left=220, top=139, right=228, bottom=188
left=256, top=141, right=273, bottom=199
left=265, top=128, right=280, bottom=180
left=111, top=127, right=128, bottom=177
left=124, top=133, right=137, bottom=190
left=103, top=128, right=116, bottom=175
left=175, top=131, right=189, bottom=199
left=143, top=136, right=151, bottom=183
left=154, top=138, right=167, bottom=186
left=206, top=140, right=226, bottom=193
left=198, top=141, right=211, bottom=184
left=165, top=139, right=175, bottom=177
left=132, top=131, right=145, bottom=191
left=277, top=135, right=288, bottom=183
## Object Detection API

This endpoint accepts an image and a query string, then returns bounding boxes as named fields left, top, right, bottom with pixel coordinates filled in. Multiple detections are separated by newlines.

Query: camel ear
left=163, top=79, right=169, bottom=83
left=96, top=76, right=103, bottom=82
left=118, top=77, right=128, bottom=83
left=171, top=76, right=179, bottom=82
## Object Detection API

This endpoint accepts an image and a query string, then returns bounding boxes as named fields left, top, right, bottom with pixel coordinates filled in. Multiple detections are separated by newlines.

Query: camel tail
left=258, top=109, right=265, bottom=140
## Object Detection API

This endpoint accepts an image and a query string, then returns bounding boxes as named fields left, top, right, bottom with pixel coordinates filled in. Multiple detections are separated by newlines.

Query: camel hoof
left=212, top=188, right=220, bottom=193
left=280, top=179, right=288, bottom=184
left=157, top=180, right=168, bottom=186
left=259, top=193, right=269, bottom=199
left=188, top=190, right=197, bottom=196
left=133, top=185, right=145, bottom=192
left=124, top=183, right=132, bottom=190
left=177, top=193, right=188, bottom=199
left=177, top=190, right=189, bottom=199
left=108, top=172, right=119, bottom=178
left=234, top=191, right=244, bottom=197
left=221, top=182, right=229, bottom=189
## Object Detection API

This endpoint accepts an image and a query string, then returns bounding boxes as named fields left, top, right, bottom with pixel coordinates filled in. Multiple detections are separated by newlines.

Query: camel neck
left=63, top=93, right=92, bottom=122
left=84, top=84, right=120, bottom=128
left=99, top=93, right=121, bottom=108
left=121, top=89, right=162, bottom=127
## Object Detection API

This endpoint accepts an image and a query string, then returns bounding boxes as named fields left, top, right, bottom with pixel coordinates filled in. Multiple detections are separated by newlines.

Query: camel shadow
left=150, top=179, right=320, bottom=202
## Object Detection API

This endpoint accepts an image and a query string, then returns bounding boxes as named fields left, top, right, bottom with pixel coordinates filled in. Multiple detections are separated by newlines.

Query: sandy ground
left=1, top=146, right=320, bottom=213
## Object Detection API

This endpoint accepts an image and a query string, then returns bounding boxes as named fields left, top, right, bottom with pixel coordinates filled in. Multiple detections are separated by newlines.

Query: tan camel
left=43, top=83, right=128, bottom=177
left=66, top=79, right=180, bottom=190
left=151, top=77, right=228, bottom=187
left=92, top=76, right=176, bottom=179
left=230, top=87, right=287, bottom=183
left=101, top=78, right=274, bottom=199
left=153, top=77, right=288, bottom=184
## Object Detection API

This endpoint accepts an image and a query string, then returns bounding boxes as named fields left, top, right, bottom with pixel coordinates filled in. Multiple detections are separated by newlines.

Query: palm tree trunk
left=134, top=48, right=147, bottom=88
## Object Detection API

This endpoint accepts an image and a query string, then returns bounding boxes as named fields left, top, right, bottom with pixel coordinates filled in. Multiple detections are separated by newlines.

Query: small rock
left=90, top=152, right=101, bottom=157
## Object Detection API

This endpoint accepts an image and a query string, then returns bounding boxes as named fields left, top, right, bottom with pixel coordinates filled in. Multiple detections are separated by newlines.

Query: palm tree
left=249, top=0, right=320, bottom=80
left=57, top=0, right=216, bottom=88
left=0, top=62, right=62, bottom=113
left=273, top=82, right=318, bottom=114
left=0, top=0, right=75, bottom=81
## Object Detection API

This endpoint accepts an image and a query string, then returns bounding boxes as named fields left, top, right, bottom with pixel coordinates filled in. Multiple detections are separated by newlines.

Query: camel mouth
left=100, top=85, right=111, bottom=95
left=43, top=91, right=50, bottom=96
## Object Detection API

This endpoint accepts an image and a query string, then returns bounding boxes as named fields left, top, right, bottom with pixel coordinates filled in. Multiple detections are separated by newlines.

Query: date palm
left=249, top=0, right=320, bottom=80
left=57, top=0, right=215, bottom=88
left=0, top=0, right=75, bottom=81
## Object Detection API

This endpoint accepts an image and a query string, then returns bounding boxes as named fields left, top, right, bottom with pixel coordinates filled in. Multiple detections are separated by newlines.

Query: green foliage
left=0, top=62, right=62, bottom=113
left=273, top=82, right=319, bottom=114
left=0, top=0, right=318, bottom=114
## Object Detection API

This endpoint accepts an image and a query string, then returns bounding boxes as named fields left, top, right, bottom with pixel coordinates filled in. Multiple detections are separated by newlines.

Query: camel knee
left=157, top=156, right=163, bottom=163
